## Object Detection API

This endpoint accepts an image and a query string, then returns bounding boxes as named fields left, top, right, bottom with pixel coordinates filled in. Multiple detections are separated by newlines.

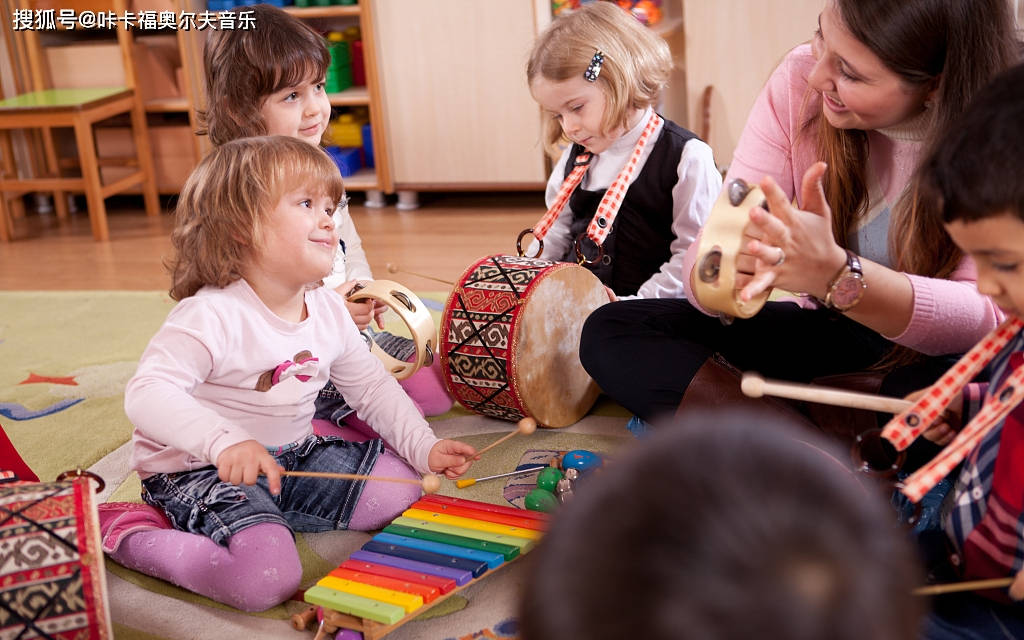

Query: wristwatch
left=823, top=250, right=866, bottom=311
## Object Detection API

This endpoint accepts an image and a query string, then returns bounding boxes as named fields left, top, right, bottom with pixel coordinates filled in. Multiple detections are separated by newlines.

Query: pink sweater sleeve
left=891, top=256, right=1003, bottom=355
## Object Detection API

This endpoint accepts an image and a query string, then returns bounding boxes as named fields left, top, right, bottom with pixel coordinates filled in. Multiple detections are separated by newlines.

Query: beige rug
left=0, top=290, right=632, bottom=640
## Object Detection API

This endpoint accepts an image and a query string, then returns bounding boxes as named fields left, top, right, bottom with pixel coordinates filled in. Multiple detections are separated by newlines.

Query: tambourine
left=346, top=280, right=435, bottom=381
left=692, top=178, right=771, bottom=319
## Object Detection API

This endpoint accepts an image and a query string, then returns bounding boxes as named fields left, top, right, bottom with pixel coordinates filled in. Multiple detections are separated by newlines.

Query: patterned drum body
left=0, top=478, right=111, bottom=639
left=440, top=255, right=606, bottom=428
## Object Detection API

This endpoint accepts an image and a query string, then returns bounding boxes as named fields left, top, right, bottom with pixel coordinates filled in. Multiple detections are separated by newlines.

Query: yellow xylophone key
left=304, top=585, right=405, bottom=625
left=403, top=508, right=542, bottom=541
left=318, top=575, right=423, bottom=613
left=392, top=516, right=536, bottom=553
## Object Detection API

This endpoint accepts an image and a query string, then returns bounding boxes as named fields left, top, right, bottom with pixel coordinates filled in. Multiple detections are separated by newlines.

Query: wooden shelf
left=283, top=5, right=360, bottom=18
left=341, top=167, right=379, bottom=191
left=328, top=86, right=369, bottom=106
left=288, top=0, right=392, bottom=193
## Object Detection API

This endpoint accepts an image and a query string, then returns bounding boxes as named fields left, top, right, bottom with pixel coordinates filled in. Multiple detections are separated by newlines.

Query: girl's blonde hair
left=197, top=3, right=331, bottom=146
left=527, top=2, right=671, bottom=150
left=167, top=136, right=344, bottom=301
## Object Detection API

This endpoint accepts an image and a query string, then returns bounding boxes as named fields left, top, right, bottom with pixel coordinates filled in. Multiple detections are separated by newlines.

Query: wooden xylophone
left=304, top=495, right=548, bottom=639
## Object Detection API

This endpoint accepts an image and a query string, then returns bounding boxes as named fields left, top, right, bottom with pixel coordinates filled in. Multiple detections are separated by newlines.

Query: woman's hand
left=216, top=440, right=284, bottom=495
left=738, top=162, right=848, bottom=302
left=427, top=439, right=477, bottom=478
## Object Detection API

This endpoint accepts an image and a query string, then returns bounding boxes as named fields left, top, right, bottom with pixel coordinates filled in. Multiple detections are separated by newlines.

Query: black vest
left=560, top=118, right=696, bottom=296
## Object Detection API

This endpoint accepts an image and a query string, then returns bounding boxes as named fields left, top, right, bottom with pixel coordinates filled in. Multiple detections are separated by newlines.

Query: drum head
left=512, top=264, right=605, bottom=427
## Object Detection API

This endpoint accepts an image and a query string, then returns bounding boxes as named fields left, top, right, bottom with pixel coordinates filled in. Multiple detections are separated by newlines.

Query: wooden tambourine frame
left=347, top=280, right=435, bottom=381
left=692, top=180, right=771, bottom=319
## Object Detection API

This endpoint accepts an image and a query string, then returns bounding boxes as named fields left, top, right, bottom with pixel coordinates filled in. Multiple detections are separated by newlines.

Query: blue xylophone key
left=350, top=550, right=473, bottom=586
left=372, top=532, right=505, bottom=569
left=362, top=540, right=489, bottom=578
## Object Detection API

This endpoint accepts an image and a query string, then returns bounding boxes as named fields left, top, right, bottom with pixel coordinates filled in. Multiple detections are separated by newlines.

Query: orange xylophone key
left=338, top=559, right=457, bottom=594
left=409, top=499, right=547, bottom=531
left=329, top=567, right=440, bottom=603
left=420, top=495, right=548, bottom=523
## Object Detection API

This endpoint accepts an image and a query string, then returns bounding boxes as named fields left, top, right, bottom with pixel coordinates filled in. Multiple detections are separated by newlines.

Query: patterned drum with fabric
left=440, top=255, right=607, bottom=428
left=0, top=477, right=111, bottom=639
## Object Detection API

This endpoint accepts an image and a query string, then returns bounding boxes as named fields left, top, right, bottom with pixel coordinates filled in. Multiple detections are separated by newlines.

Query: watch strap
left=823, top=250, right=864, bottom=310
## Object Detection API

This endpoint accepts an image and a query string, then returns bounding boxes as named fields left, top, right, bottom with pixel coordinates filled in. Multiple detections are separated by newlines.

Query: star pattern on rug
left=18, top=373, right=79, bottom=386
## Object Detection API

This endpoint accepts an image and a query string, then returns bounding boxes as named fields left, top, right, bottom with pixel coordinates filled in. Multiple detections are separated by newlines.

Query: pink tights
left=402, top=357, right=453, bottom=417
left=109, top=522, right=301, bottom=612
left=110, top=450, right=421, bottom=611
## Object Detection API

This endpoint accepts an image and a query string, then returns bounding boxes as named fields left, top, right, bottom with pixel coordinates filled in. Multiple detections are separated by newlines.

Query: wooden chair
left=0, top=0, right=159, bottom=241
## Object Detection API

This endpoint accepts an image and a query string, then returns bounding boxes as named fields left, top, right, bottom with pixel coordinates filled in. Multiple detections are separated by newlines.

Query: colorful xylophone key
left=361, top=540, right=490, bottom=578
left=307, top=497, right=550, bottom=637
left=420, top=494, right=548, bottom=525
left=328, top=567, right=440, bottom=603
left=338, top=559, right=457, bottom=594
left=390, top=515, right=535, bottom=553
left=382, top=523, right=521, bottom=561
left=371, top=532, right=506, bottom=569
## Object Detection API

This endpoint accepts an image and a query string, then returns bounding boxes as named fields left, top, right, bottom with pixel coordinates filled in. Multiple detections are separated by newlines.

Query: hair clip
left=583, top=50, right=605, bottom=82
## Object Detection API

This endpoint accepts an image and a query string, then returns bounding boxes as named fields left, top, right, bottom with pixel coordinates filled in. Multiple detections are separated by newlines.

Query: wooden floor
left=0, top=192, right=543, bottom=291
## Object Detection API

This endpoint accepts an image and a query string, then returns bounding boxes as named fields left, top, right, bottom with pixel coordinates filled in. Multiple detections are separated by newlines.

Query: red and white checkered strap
left=531, top=110, right=662, bottom=245
left=532, top=152, right=593, bottom=241
left=882, top=316, right=1024, bottom=450
left=880, top=315, right=1024, bottom=502
left=584, top=111, right=661, bottom=246
left=900, top=364, right=1024, bottom=503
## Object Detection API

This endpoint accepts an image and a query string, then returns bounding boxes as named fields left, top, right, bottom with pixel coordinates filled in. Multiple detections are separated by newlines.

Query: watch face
left=833, top=275, right=865, bottom=308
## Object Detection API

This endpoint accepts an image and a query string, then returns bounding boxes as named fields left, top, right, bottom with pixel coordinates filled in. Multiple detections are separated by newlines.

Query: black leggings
left=580, top=298, right=957, bottom=423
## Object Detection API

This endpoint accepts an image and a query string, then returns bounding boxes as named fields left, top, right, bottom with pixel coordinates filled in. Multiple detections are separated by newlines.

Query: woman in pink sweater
left=580, top=0, right=1019, bottom=426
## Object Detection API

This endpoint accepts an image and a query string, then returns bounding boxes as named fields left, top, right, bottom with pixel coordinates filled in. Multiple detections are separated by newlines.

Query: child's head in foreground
left=920, top=62, right=1024, bottom=318
left=519, top=409, right=923, bottom=640
left=167, top=135, right=344, bottom=301
left=526, top=2, right=670, bottom=153
left=199, top=3, right=332, bottom=147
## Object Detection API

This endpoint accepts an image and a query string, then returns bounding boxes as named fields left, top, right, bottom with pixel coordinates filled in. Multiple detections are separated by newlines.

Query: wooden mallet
left=913, top=577, right=1014, bottom=596
left=278, top=470, right=442, bottom=494
left=473, top=417, right=538, bottom=459
left=385, top=262, right=455, bottom=287
left=740, top=372, right=914, bottom=414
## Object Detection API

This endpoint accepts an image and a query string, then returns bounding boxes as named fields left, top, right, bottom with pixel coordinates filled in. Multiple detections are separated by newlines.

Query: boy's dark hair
left=197, top=4, right=331, bottom=146
left=519, top=410, right=922, bottom=640
left=921, top=62, right=1024, bottom=225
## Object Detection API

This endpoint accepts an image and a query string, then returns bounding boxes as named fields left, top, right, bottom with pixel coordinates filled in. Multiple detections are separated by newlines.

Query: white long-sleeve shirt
left=125, top=279, right=439, bottom=477
left=323, top=198, right=372, bottom=288
left=533, top=107, right=722, bottom=300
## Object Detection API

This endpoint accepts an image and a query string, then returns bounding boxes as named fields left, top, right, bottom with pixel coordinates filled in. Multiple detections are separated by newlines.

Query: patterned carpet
left=0, top=290, right=631, bottom=640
